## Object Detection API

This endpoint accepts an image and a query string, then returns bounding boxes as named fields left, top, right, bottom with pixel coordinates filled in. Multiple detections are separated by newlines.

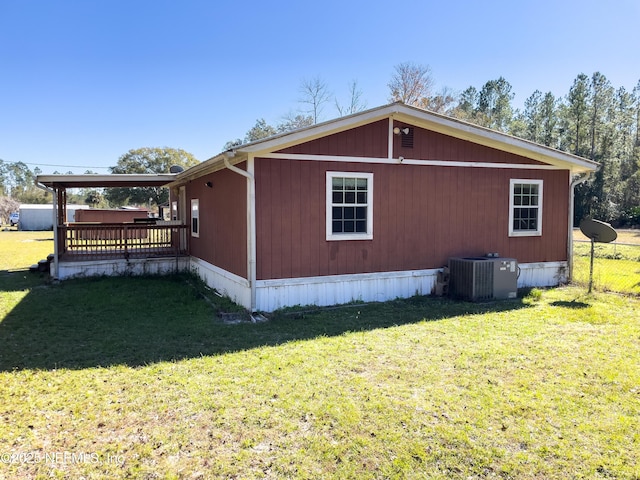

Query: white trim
left=387, top=117, right=394, bottom=160
left=509, top=179, right=543, bottom=237
left=401, top=159, right=558, bottom=170
left=518, top=261, right=567, bottom=287
left=256, top=268, right=441, bottom=312
left=190, top=257, right=252, bottom=310
left=58, top=257, right=190, bottom=280
left=260, top=152, right=562, bottom=170
left=247, top=156, right=257, bottom=312
left=221, top=154, right=256, bottom=312
left=326, top=171, right=374, bottom=241
left=37, top=173, right=177, bottom=188
left=253, top=261, right=566, bottom=311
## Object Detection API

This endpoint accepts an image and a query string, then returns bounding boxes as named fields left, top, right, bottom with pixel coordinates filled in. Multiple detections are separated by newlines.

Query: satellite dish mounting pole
left=588, top=238, right=595, bottom=294
left=580, top=218, right=617, bottom=295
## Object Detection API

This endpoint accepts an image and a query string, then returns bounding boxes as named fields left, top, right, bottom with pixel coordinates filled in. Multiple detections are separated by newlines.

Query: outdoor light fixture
left=393, top=127, right=410, bottom=135
left=205, top=181, right=213, bottom=188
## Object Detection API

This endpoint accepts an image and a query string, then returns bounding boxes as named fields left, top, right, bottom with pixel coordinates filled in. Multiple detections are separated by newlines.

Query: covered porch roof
left=37, top=173, right=176, bottom=189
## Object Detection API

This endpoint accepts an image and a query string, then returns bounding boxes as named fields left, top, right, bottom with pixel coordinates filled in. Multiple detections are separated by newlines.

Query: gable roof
left=176, top=103, right=598, bottom=182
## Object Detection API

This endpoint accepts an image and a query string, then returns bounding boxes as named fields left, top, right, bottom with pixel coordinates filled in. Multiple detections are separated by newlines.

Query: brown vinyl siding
left=276, top=120, right=389, bottom=157
left=187, top=165, right=247, bottom=279
left=393, top=124, right=547, bottom=164
left=255, top=157, right=569, bottom=281
left=276, top=119, right=546, bottom=166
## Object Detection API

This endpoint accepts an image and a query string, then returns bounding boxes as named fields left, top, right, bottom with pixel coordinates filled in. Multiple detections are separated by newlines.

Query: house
left=37, top=103, right=598, bottom=312
left=167, top=103, right=597, bottom=311
left=74, top=208, right=149, bottom=223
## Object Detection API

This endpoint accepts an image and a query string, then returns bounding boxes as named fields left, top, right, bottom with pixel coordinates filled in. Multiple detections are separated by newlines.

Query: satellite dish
left=579, top=218, right=617, bottom=243
left=169, top=165, right=184, bottom=173
left=578, top=218, right=617, bottom=293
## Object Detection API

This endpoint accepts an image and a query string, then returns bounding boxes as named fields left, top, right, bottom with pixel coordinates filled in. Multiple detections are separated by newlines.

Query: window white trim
left=509, top=179, right=543, bottom=237
left=191, top=199, right=200, bottom=237
left=326, top=171, right=373, bottom=241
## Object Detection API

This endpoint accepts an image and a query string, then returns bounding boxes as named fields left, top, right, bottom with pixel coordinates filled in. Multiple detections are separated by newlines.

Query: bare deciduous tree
left=335, top=80, right=367, bottom=116
left=299, top=76, right=332, bottom=123
left=387, top=62, right=435, bottom=107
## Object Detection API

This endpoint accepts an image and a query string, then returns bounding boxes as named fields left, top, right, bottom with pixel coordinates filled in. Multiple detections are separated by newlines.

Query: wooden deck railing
left=59, top=222, right=188, bottom=260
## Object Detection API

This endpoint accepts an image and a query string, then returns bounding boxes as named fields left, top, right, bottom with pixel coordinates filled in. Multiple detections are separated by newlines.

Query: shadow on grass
left=0, top=269, right=51, bottom=291
left=0, top=273, right=531, bottom=371
left=550, top=300, right=590, bottom=309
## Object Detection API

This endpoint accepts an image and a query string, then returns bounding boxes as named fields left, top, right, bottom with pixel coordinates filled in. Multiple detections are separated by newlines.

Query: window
left=171, top=201, right=178, bottom=221
left=509, top=179, right=543, bottom=236
left=191, top=199, right=199, bottom=237
left=326, top=172, right=373, bottom=241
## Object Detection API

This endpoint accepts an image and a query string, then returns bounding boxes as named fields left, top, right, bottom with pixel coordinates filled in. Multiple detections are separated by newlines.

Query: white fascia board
left=238, top=105, right=400, bottom=155
left=37, top=173, right=177, bottom=186
left=169, top=153, right=249, bottom=187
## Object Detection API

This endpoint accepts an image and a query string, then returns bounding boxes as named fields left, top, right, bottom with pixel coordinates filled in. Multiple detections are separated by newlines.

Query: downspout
left=223, top=152, right=257, bottom=313
left=36, top=181, right=59, bottom=280
left=568, top=171, right=592, bottom=282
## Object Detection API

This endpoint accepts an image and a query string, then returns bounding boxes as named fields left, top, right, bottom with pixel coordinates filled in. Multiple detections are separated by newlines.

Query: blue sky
left=1, top=0, right=639, bottom=174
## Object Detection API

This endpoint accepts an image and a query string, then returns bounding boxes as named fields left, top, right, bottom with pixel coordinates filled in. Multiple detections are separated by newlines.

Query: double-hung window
left=509, top=179, right=543, bottom=236
left=326, top=171, right=373, bottom=241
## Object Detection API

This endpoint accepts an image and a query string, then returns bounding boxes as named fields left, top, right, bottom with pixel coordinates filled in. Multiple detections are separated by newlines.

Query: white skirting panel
left=256, top=268, right=442, bottom=312
left=57, top=257, right=190, bottom=280
left=517, top=261, right=568, bottom=287
left=190, top=257, right=252, bottom=310
left=255, top=261, right=567, bottom=312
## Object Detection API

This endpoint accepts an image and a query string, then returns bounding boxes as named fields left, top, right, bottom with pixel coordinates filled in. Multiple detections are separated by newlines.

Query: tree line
left=2, top=64, right=639, bottom=226
left=0, top=148, right=199, bottom=222
left=447, top=70, right=640, bottom=226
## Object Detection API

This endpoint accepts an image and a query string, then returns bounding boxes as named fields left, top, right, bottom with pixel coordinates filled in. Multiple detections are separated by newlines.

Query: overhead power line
left=18, top=162, right=111, bottom=170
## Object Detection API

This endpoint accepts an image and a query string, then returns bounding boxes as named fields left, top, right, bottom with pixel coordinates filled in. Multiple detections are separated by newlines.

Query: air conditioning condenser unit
left=448, top=257, right=518, bottom=301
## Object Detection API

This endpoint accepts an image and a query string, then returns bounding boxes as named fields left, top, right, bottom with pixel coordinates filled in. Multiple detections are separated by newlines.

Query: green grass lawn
left=0, top=229, right=54, bottom=270
left=1, top=232, right=639, bottom=479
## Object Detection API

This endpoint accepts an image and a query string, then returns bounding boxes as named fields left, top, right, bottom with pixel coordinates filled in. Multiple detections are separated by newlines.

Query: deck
left=58, top=222, right=189, bottom=262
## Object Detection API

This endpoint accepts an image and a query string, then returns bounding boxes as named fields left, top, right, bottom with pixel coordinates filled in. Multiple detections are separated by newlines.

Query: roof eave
left=37, top=173, right=177, bottom=189
left=175, top=102, right=598, bottom=180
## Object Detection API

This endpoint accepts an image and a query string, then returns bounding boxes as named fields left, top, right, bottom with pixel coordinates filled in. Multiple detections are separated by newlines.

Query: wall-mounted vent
left=401, top=127, right=414, bottom=148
